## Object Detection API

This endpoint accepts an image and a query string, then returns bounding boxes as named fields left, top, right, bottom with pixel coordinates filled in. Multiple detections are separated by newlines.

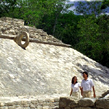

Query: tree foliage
left=0, top=0, right=109, bottom=67
left=76, top=1, right=102, bottom=16
left=76, top=14, right=109, bottom=66
left=0, top=0, right=17, bottom=17
left=101, top=0, right=109, bottom=9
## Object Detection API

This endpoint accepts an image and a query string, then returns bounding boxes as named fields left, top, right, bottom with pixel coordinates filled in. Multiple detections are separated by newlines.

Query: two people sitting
left=70, top=71, right=96, bottom=98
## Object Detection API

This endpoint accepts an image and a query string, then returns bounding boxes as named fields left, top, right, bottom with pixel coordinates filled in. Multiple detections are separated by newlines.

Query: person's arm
left=70, top=88, right=73, bottom=96
left=79, top=83, right=82, bottom=96
left=81, top=87, right=83, bottom=96
left=81, top=82, right=83, bottom=96
left=90, top=79, right=96, bottom=98
left=92, top=86, right=96, bottom=98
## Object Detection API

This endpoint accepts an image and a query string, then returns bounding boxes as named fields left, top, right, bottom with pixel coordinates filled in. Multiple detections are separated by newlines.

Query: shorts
left=83, top=91, right=92, bottom=98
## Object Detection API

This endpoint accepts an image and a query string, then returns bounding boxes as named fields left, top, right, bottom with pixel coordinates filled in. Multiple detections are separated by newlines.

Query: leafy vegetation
left=0, top=0, right=109, bottom=67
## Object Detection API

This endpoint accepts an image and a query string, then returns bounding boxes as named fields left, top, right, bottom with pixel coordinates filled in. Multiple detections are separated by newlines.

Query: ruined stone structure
left=0, top=17, right=70, bottom=49
left=0, top=17, right=109, bottom=108
left=59, top=97, right=109, bottom=109
left=0, top=17, right=63, bottom=43
left=0, top=97, right=109, bottom=109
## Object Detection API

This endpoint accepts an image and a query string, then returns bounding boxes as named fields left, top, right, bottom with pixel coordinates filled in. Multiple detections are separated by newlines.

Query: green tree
left=54, top=12, right=83, bottom=45
left=96, top=15, right=109, bottom=66
left=101, top=0, right=109, bottom=9
left=37, top=0, right=73, bottom=35
left=74, top=1, right=109, bottom=67
left=0, top=0, right=17, bottom=17
left=76, top=1, right=102, bottom=16
left=39, top=11, right=83, bottom=46
left=76, top=14, right=109, bottom=67
left=76, top=15, right=102, bottom=61
left=0, top=0, right=72, bottom=26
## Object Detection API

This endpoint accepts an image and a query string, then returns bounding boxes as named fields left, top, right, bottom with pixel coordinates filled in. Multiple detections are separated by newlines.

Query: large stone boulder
left=96, top=98, right=109, bottom=109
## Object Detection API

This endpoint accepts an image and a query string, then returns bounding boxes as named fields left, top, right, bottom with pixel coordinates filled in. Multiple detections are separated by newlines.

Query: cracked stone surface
left=0, top=17, right=109, bottom=97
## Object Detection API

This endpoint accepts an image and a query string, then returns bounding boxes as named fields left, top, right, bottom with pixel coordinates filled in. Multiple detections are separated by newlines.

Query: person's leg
left=83, top=92, right=87, bottom=98
left=71, top=92, right=80, bottom=99
left=83, top=91, right=92, bottom=98
left=87, top=91, right=92, bottom=98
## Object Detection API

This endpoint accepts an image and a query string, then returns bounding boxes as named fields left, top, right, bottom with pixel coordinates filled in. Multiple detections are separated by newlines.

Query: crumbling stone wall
left=59, top=97, right=109, bottom=109
left=0, top=97, right=59, bottom=109
left=0, top=97, right=109, bottom=109
left=0, top=17, right=62, bottom=43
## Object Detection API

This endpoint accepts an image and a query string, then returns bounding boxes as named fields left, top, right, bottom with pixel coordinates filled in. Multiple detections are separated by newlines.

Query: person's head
left=83, top=72, right=88, bottom=79
left=71, top=76, right=78, bottom=84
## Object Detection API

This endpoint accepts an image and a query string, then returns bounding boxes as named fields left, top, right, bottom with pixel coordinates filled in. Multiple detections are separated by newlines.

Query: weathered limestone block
left=20, top=100, right=30, bottom=107
left=31, top=100, right=38, bottom=105
left=37, top=100, right=44, bottom=106
left=96, top=98, right=109, bottom=109
left=104, top=94, right=109, bottom=98
left=59, top=97, right=68, bottom=108
left=78, top=98, right=96, bottom=107
left=0, top=17, right=24, bottom=26
left=0, top=103, right=5, bottom=107
left=37, top=105, right=43, bottom=109
left=3, top=31, right=9, bottom=34
left=74, top=107, right=95, bottom=109
left=43, top=106, right=50, bottom=109
left=5, top=101, right=14, bottom=106
left=54, top=98, right=59, bottom=102
left=21, top=107, right=30, bottom=109
left=42, top=101, right=48, bottom=107
left=4, top=107, right=8, bottom=109
left=29, top=103, right=36, bottom=108
left=9, top=29, right=16, bottom=35
left=100, top=90, right=109, bottom=98
left=64, top=107, right=70, bottom=109
left=0, top=107, right=5, bottom=109
left=31, top=107, right=36, bottom=109
left=30, top=34, right=39, bottom=39
left=8, top=106, right=15, bottom=109
left=53, top=102, right=59, bottom=107
left=59, top=97, right=78, bottom=108
left=36, top=29, right=43, bottom=33
left=15, top=105, right=22, bottom=108
left=40, top=32, right=48, bottom=36
left=14, top=101, right=22, bottom=105
left=48, top=98, right=57, bottom=107
left=52, top=106, right=59, bottom=109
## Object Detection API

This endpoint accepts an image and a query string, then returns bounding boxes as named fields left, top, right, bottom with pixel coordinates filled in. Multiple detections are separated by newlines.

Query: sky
left=67, top=0, right=109, bottom=15
left=69, top=0, right=102, bottom=2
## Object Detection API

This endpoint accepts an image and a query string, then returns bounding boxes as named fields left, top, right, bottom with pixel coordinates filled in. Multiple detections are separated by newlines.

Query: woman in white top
left=70, top=76, right=82, bottom=99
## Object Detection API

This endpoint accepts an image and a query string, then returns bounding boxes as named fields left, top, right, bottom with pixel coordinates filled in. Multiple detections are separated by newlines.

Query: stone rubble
left=0, top=96, right=108, bottom=109
left=0, top=17, right=62, bottom=43
left=59, top=97, right=109, bottom=109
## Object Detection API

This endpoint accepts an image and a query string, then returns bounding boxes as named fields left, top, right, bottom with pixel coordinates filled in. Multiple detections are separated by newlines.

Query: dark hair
left=71, top=76, right=78, bottom=84
left=83, top=72, right=88, bottom=77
